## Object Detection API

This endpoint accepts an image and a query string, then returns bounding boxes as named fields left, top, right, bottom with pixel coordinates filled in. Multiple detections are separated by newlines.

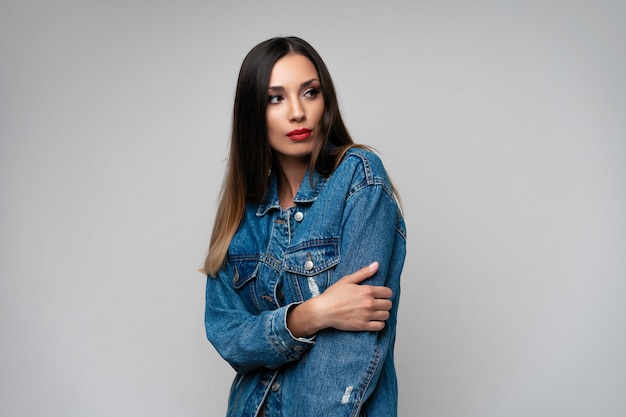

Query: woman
left=203, top=36, right=406, bottom=417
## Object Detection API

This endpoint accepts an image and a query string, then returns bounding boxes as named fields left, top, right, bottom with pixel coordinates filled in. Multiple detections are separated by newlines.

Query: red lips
left=286, top=128, right=312, bottom=141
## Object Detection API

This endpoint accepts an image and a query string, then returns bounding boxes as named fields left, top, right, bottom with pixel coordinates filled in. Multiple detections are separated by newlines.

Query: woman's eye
left=304, top=88, right=320, bottom=98
left=268, top=95, right=283, bottom=104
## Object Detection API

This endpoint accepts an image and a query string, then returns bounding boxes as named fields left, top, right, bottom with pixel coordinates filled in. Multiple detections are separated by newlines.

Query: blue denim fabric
left=205, top=148, right=407, bottom=417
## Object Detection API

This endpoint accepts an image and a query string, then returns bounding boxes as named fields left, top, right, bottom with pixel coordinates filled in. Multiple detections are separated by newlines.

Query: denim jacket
left=205, top=148, right=407, bottom=417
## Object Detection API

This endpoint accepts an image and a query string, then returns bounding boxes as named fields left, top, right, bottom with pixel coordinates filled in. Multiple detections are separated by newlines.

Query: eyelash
left=268, top=95, right=283, bottom=104
left=267, top=88, right=321, bottom=104
left=304, top=88, right=320, bottom=98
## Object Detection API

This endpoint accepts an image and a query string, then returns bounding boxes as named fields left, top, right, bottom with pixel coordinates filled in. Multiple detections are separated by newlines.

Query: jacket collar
left=256, top=168, right=328, bottom=216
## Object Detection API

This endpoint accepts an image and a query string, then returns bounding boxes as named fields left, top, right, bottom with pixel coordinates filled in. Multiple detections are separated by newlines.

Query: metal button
left=271, top=381, right=281, bottom=392
left=304, top=260, right=314, bottom=271
left=293, top=345, right=303, bottom=351
left=294, top=211, right=304, bottom=221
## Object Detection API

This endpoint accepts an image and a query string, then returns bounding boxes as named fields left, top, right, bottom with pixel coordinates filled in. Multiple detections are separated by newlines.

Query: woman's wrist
left=286, top=297, right=324, bottom=338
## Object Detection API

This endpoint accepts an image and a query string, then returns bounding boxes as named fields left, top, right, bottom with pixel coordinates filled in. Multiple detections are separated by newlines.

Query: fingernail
left=369, top=261, right=378, bottom=269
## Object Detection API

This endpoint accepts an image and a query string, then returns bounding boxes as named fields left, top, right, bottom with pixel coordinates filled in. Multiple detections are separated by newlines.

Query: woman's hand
left=286, top=262, right=393, bottom=338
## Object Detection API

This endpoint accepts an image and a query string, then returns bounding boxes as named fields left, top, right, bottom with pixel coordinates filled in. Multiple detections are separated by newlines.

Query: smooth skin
left=266, top=53, right=393, bottom=339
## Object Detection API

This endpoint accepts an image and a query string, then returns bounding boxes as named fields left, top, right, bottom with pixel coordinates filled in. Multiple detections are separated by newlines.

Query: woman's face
left=266, top=53, right=324, bottom=165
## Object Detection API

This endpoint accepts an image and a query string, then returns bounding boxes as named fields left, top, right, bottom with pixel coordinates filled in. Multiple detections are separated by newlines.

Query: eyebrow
left=268, top=78, right=319, bottom=92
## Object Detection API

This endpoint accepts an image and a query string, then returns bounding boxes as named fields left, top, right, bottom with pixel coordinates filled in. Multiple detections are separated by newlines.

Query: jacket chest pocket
left=230, top=256, right=264, bottom=313
left=284, top=238, right=340, bottom=300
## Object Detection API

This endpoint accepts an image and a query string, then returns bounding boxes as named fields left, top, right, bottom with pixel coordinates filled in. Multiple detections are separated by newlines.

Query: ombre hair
left=203, top=37, right=358, bottom=276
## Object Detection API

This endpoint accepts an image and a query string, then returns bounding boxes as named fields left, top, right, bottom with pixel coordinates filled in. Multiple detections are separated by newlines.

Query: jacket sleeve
left=294, top=159, right=406, bottom=416
left=204, top=265, right=315, bottom=374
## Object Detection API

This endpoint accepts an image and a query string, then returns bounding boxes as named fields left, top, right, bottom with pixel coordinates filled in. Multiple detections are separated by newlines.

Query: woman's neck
left=276, top=156, right=309, bottom=209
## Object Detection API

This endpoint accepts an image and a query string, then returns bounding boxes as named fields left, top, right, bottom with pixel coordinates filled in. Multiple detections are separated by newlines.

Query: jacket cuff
left=267, top=302, right=315, bottom=361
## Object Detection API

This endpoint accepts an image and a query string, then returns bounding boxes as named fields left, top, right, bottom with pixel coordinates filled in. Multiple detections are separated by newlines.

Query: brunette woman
left=203, top=36, right=406, bottom=417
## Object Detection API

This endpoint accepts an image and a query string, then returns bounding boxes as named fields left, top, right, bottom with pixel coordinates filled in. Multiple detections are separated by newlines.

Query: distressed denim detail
left=205, top=148, right=406, bottom=417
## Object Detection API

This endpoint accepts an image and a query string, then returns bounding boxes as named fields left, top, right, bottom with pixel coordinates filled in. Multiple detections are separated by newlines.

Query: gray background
left=1, top=1, right=625, bottom=416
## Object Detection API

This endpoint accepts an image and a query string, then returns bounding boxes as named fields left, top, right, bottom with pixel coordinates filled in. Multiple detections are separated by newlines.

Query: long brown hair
left=203, top=37, right=356, bottom=276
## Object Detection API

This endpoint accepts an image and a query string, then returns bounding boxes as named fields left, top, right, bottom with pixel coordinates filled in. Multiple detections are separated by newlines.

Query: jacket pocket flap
left=229, top=256, right=259, bottom=289
left=284, top=238, right=340, bottom=276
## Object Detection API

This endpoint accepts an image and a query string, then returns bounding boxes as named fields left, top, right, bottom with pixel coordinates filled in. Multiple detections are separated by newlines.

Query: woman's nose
left=289, top=99, right=305, bottom=122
